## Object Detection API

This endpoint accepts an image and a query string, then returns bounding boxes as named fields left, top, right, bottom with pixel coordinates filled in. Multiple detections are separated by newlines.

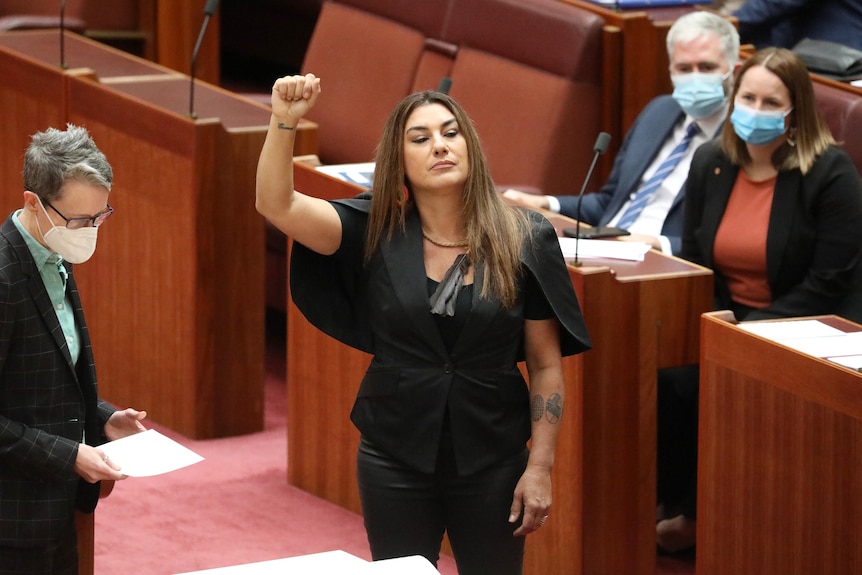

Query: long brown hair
left=722, top=47, right=835, bottom=173
left=366, top=91, right=530, bottom=308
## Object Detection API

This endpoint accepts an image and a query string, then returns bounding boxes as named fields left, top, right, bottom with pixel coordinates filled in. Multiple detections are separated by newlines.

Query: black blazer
left=0, top=215, right=114, bottom=547
left=291, top=200, right=591, bottom=475
left=681, top=140, right=862, bottom=321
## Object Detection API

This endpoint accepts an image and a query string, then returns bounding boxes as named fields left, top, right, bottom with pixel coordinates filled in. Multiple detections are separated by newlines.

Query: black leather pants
left=357, top=433, right=529, bottom=575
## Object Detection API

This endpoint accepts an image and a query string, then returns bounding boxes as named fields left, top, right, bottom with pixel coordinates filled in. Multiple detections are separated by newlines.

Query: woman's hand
left=270, top=73, right=322, bottom=128
left=509, top=463, right=553, bottom=536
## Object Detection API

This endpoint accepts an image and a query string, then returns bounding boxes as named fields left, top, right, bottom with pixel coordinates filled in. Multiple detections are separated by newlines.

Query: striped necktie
left=616, top=122, right=700, bottom=230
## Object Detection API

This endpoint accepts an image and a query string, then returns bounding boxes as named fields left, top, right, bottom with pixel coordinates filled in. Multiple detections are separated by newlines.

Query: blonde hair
left=367, top=91, right=530, bottom=308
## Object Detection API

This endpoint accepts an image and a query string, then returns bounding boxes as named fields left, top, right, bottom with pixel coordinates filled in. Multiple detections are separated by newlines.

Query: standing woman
left=256, top=74, right=590, bottom=574
left=682, top=47, right=862, bottom=321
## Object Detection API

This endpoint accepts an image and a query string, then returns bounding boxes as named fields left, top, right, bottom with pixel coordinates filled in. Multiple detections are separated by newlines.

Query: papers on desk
left=584, top=0, right=708, bottom=6
left=557, top=236, right=651, bottom=261
left=316, top=162, right=375, bottom=188
left=738, top=319, right=862, bottom=371
left=174, top=550, right=440, bottom=574
left=100, top=429, right=204, bottom=477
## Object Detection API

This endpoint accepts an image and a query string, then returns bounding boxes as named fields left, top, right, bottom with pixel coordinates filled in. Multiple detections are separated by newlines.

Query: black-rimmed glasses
left=45, top=201, right=113, bottom=230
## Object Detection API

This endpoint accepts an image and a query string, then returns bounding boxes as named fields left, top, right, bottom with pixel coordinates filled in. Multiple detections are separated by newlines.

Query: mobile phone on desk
left=563, top=226, right=631, bottom=239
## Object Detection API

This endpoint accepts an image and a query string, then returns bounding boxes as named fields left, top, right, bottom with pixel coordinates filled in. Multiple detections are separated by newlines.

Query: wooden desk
left=698, top=312, right=862, bottom=575
left=63, top=73, right=267, bottom=440
left=0, top=28, right=318, bottom=441
left=285, top=162, right=713, bottom=575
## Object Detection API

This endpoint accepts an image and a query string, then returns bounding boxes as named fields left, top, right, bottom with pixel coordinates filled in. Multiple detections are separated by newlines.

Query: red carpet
left=92, top=319, right=458, bottom=575
left=93, top=314, right=692, bottom=574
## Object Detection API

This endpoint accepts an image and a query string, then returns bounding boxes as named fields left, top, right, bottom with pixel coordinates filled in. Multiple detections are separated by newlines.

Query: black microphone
left=59, top=0, right=68, bottom=69
left=189, top=0, right=220, bottom=119
left=437, top=77, right=452, bottom=94
left=572, top=132, right=611, bottom=267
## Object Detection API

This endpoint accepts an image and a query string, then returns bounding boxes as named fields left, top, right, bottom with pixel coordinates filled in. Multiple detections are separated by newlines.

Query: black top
left=290, top=199, right=591, bottom=474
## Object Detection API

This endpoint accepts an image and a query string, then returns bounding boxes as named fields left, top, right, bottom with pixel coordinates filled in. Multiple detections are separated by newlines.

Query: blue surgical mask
left=730, top=102, right=792, bottom=145
left=671, top=72, right=729, bottom=119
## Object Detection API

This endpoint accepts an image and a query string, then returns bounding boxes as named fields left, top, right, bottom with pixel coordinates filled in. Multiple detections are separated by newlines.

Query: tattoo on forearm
left=277, top=122, right=295, bottom=131
left=545, top=393, right=563, bottom=424
left=531, top=395, right=545, bottom=422
left=531, top=393, right=563, bottom=423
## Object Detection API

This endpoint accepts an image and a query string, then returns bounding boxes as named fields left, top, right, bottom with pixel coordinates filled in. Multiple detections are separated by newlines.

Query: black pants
left=0, top=521, right=78, bottom=575
left=656, top=364, right=700, bottom=520
left=357, top=433, right=528, bottom=575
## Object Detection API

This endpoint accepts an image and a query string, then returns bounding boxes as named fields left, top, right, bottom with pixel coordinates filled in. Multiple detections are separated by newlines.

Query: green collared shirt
left=13, top=210, right=81, bottom=365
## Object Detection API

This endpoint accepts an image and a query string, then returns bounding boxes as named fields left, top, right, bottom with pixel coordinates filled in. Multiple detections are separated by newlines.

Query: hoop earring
left=787, top=126, right=797, bottom=147
left=396, top=185, right=410, bottom=207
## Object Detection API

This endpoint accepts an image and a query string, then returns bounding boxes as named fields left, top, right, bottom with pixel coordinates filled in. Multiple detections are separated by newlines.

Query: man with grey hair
left=504, top=11, right=740, bottom=256
left=0, top=124, right=147, bottom=574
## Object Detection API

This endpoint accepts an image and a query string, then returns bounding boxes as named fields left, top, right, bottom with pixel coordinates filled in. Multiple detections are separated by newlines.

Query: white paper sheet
left=316, top=162, right=375, bottom=188
left=364, top=555, right=440, bottom=574
left=173, top=551, right=440, bottom=575
left=738, top=319, right=847, bottom=339
left=100, top=429, right=204, bottom=477
left=828, top=355, right=862, bottom=372
left=772, top=332, right=862, bottom=359
left=557, top=236, right=651, bottom=261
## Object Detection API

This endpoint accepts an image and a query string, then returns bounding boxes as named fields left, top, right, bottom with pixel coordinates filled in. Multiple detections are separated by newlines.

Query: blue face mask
left=730, top=102, right=792, bottom=145
left=671, top=72, right=729, bottom=119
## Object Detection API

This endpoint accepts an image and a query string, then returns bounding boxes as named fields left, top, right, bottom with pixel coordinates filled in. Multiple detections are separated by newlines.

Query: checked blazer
left=0, top=214, right=114, bottom=547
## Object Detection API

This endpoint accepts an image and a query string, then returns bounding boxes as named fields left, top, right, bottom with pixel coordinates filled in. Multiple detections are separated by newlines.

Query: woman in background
left=682, top=47, right=862, bottom=321
left=658, top=47, right=862, bottom=553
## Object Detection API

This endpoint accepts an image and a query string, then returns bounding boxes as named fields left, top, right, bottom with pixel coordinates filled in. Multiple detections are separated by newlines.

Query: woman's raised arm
left=255, top=73, right=342, bottom=255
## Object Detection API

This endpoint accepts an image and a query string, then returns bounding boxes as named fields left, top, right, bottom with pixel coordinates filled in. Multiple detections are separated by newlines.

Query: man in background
left=504, top=11, right=740, bottom=257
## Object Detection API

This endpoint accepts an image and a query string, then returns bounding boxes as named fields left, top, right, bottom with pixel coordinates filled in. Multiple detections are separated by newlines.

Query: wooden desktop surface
left=286, top=162, right=713, bottom=575
left=0, top=29, right=290, bottom=440
left=0, top=29, right=177, bottom=79
left=699, top=312, right=862, bottom=575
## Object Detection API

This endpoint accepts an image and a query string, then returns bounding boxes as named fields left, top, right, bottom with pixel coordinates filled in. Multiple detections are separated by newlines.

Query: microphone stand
left=189, top=0, right=220, bottom=119
left=59, top=0, right=68, bottom=69
left=574, top=132, right=611, bottom=266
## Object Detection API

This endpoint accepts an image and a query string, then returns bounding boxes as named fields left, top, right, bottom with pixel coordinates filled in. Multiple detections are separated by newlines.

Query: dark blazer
left=291, top=200, right=591, bottom=476
left=558, top=96, right=691, bottom=255
left=0, top=215, right=114, bottom=547
left=681, top=140, right=862, bottom=321
left=735, top=0, right=862, bottom=52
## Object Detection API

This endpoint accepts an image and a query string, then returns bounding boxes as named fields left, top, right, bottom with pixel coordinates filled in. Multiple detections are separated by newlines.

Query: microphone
left=437, top=77, right=452, bottom=94
left=189, top=0, right=220, bottom=119
left=59, top=0, right=68, bottom=69
left=572, top=132, right=611, bottom=267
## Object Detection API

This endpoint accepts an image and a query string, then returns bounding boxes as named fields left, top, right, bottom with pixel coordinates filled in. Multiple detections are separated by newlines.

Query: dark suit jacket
left=681, top=140, right=862, bottom=321
left=291, top=200, right=591, bottom=475
left=558, top=96, right=690, bottom=254
left=735, top=0, right=862, bottom=52
left=0, top=215, right=114, bottom=547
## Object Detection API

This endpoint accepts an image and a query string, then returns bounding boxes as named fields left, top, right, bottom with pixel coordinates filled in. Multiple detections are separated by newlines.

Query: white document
left=738, top=319, right=847, bottom=340
left=772, top=332, right=862, bottom=359
left=173, top=551, right=439, bottom=575
left=365, top=555, right=440, bottom=574
left=174, top=550, right=368, bottom=574
left=316, top=162, right=375, bottom=188
left=557, top=236, right=651, bottom=261
left=828, top=355, right=862, bottom=372
left=100, top=428, right=204, bottom=477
